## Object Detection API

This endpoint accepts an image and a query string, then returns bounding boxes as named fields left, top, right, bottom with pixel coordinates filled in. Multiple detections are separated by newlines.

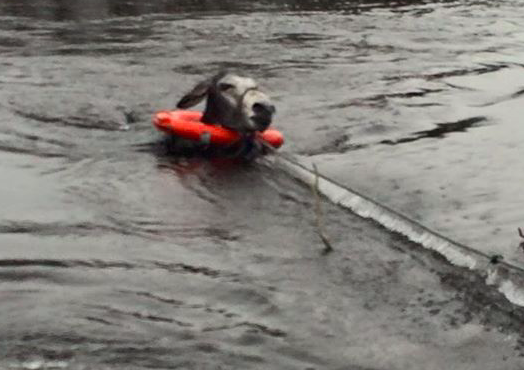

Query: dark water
left=2, top=0, right=524, bottom=369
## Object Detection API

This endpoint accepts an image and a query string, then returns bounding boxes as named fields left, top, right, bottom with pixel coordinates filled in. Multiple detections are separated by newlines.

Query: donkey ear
left=176, top=79, right=211, bottom=109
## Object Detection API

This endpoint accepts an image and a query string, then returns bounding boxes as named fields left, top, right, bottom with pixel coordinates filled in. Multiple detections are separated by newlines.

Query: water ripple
left=380, top=116, right=488, bottom=145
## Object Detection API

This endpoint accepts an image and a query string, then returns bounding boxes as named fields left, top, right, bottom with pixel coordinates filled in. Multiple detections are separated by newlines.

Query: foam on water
left=274, top=154, right=524, bottom=307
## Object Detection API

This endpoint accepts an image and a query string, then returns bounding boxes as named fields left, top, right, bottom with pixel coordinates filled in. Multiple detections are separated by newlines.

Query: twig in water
left=258, top=140, right=333, bottom=254
left=488, top=254, right=504, bottom=265
left=518, top=227, right=524, bottom=252
left=311, top=163, right=334, bottom=255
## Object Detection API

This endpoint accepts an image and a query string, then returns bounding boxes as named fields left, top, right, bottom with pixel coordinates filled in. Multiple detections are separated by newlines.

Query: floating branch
left=518, top=227, right=524, bottom=252
left=311, top=163, right=334, bottom=255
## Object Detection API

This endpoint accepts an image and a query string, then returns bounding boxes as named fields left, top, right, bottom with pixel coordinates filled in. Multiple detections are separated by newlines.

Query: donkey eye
left=218, top=83, right=235, bottom=92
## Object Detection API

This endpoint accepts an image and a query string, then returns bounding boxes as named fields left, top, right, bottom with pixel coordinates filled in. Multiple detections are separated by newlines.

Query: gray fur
left=177, top=71, right=275, bottom=133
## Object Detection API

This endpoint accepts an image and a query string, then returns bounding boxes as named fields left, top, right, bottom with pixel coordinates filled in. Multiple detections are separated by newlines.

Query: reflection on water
left=2, top=0, right=524, bottom=368
left=0, top=0, right=462, bottom=20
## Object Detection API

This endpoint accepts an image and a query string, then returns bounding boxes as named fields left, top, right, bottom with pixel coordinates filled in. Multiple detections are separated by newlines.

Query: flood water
left=2, top=0, right=524, bottom=369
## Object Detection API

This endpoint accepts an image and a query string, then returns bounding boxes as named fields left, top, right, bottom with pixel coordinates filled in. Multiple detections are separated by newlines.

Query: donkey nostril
left=253, top=102, right=275, bottom=116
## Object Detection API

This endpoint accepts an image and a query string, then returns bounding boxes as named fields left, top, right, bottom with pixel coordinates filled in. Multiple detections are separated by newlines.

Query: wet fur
left=177, top=71, right=275, bottom=133
left=173, top=71, right=276, bottom=159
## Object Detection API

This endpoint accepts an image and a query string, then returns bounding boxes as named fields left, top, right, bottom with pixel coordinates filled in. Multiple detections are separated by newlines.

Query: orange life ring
left=153, top=110, right=284, bottom=149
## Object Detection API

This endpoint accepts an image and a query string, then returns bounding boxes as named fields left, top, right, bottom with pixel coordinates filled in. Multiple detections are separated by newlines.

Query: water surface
left=1, top=0, right=524, bottom=368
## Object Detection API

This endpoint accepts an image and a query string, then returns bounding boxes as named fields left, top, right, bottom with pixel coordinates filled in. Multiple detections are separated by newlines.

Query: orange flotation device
left=153, top=110, right=284, bottom=149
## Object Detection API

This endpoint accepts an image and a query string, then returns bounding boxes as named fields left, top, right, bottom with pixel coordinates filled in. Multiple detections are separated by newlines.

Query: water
left=2, top=0, right=524, bottom=368
left=289, top=1, right=524, bottom=267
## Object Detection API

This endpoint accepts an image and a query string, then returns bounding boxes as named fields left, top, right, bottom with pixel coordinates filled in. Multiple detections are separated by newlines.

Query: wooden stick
left=259, top=140, right=333, bottom=254
left=311, top=163, right=334, bottom=254
left=518, top=228, right=524, bottom=252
